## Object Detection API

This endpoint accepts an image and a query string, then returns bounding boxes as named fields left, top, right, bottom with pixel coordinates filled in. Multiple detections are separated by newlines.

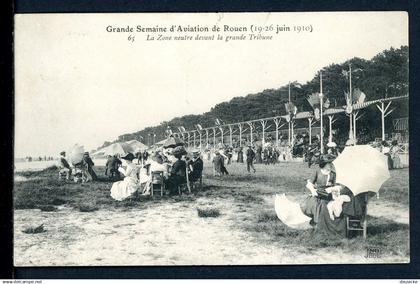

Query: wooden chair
left=150, top=171, right=164, bottom=197
left=346, top=194, right=369, bottom=239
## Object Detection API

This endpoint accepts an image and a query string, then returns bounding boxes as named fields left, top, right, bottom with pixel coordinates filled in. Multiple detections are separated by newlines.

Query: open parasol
left=68, top=144, right=85, bottom=165
left=162, top=136, right=185, bottom=148
left=94, top=142, right=134, bottom=157
left=274, top=194, right=312, bottom=230
left=332, top=145, right=390, bottom=196
left=126, top=140, right=148, bottom=153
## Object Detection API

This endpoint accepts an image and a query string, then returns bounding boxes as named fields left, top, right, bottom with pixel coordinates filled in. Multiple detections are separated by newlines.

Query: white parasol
left=332, top=145, right=390, bottom=196
left=274, top=194, right=311, bottom=230
left=93, top=142, right=134, bottom=157
left=68, top=144, right=85, bottom=165
left=126, top=140, right=148, bottom=153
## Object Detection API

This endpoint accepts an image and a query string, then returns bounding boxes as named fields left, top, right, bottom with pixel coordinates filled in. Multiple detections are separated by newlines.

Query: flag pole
left=349, top=64, right=354, bottom=140
left=319, top=72, right=324, bottom=154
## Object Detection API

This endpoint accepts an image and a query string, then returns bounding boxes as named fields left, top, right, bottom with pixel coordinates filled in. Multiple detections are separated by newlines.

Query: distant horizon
left=14, top=12, right=408, bottom=158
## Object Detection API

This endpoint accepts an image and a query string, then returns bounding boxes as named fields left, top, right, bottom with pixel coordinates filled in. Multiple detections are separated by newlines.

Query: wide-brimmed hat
left=319, top=154, right=335, bottom=166
left=83, top=152, right=89, bottom=155
left=192, top=149, right=200, bottom=155
left=60, top=151, right=66, bottom=155
left=121, top=153, right=135, bottom=161
left=173, top=146, right=187, bottom=156
left=151, top=153, right=164, bottom=164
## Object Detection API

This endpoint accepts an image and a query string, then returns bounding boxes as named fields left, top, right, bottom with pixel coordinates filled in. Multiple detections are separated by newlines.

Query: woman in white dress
left=110, top=153, right=141, bottom=201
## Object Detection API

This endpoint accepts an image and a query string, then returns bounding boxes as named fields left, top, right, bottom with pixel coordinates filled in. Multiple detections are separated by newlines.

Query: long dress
left=300, top=168, right=336, bottom=225
left=110, top=163, right=140, bottom=201
left=301, top=166, right=369, bottom=237
left=237, top=149, right=244, bottom=163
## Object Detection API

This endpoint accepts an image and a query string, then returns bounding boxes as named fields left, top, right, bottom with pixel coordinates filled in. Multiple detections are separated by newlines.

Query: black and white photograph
left=13, top=12, right=409, bottom=266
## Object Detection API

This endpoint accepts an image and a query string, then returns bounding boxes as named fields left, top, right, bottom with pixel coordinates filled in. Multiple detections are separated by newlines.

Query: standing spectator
left=142, top=150, right=149, bottom=164
left=256, top=146, right=262, bottom=164
left=212, top=150, right=223, bottom=176
left=381, top=141, right=392, bottom=169
left=219, top=148, right=229, bottom=175
left=188, top=149, right=203, bottom=182
left=82, top=152, right=97, bottom=181
left=58, top=151, right=72, bottom=180
left=246, top=145, right=256, bottom=173
left=390, top=140, right=402, bottom=169
left=237, top=147, right=244, bottom=163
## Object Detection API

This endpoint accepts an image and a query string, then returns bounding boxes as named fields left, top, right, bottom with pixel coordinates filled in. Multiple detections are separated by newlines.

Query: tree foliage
left=113, top=46, right=408, bottom=146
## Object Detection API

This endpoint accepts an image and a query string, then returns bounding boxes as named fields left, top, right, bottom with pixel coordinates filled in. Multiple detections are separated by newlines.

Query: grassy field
left=14, top=161, right=409, bottom=265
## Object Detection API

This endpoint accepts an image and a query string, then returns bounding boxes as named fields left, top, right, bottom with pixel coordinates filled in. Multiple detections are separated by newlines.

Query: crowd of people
left=58, top=145, right=204, bottom=201
left=25, top=156, right=55, bottom=162
left=55, top=133, right=405, bottom=238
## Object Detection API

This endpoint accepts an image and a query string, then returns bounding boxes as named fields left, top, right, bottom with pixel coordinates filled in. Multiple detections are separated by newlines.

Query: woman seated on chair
left=165, top=147, right=187, bottom=194
left=300, top=154, right=370, bottom=237
left=110, top=153, right=141, bottom=201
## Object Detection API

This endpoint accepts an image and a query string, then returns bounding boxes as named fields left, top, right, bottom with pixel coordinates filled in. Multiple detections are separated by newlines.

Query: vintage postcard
left=14, top=12, right=409, bottom=266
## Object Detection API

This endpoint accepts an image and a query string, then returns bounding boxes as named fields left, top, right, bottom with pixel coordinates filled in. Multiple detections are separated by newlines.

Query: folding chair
left=346, top=194, right=369, bottom=239
left=150, top=171, right=165, bottom=197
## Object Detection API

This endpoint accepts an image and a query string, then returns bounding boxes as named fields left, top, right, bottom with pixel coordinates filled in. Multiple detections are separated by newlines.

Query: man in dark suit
left=246, top=145, right=256, bottom=173
left=188, top=149, right=203, bottom=182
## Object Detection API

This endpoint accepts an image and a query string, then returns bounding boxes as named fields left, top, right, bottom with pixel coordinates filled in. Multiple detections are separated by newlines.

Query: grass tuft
left=22, top=224, right=46, bottom=234
left=197, top=207, right=220, bottom=218
left=78, top=203, right=99, bottom=212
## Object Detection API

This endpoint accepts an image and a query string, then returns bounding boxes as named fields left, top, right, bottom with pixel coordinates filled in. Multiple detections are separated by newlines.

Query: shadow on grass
left=242, top=209, right=409, bottom=257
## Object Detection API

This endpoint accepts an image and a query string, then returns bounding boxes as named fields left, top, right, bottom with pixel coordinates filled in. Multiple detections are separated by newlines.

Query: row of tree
left=105, top=45, right=408, bottom=147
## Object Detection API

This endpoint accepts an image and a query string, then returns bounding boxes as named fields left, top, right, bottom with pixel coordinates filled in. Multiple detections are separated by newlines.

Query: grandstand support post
left=213, top=128, right=216, bottom=150
left=260, top=119, right=270, bottom=145
left=328, top=115, right=337, bottom=143
left=228, top=125, right=233, bottom=147
left=187, top=132, right=191, bottom=148
left=193, top=131, right=196, bottom=148
left=376, top=101, right=394, bottom=141
left=273, top=118, right=281, bottom=147
left=198, top=131, right=202, bottom=149
left=238, top=123, right=243, bottom=148
left=308, top=117, right=315, bottom=145
left=353, top=111, right=365, bottom=145
left=319, top=72, right=324, bottom=154
left=219, top=127, right=224, bottom=146
left=247, top=122, right=254, bottom=146
left=291, top=119, right=295, bottom=146
left=205, top=129, right=209, bottom=148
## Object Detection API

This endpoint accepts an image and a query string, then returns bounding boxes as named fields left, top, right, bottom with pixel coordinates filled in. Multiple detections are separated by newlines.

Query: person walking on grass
left=246, top=144, right=256, bottom=173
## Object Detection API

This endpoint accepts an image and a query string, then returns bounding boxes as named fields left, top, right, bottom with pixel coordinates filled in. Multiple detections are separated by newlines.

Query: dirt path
left=14, top=194, right=408, bottom=266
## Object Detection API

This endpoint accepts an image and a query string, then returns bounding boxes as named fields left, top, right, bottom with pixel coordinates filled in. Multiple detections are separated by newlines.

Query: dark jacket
left=246, top=148, right=255, bottom=161
left=188, top=157, right=203, bottom=181
left=171, top=159, right=187, bottom=178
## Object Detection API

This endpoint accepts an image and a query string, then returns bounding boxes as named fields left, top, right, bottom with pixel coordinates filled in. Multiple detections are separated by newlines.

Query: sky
left=14, top=12, right=408, bottom=157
